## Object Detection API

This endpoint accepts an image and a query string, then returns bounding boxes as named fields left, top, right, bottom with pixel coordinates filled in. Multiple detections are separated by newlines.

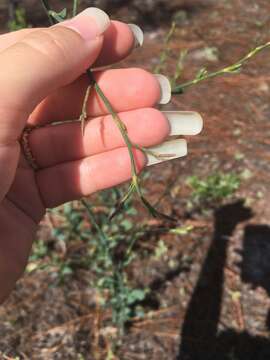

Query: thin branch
left=73, top=0, right=79, bottom=17
left=172, top=42, right=270, bottom=94
left=80, top=84, right=92, bottom=136
left=40, top=0, right=54, bottom=25
left=81, top=198, right=108, bottom=246
left=40, top=3, right=170, bottom=220
left=86, top=70, right=176, bottom=221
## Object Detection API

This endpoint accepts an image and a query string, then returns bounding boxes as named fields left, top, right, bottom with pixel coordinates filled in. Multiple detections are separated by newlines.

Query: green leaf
left=48, top=9, right=67, bottom=23
left=58, top=8, right=67, bottom=19
left=127, top=289, right=146, bottom=305
left=170, top=225, right=194, bottom=235
left=195, top=67, right=208, bottom=80
left=154, top=240, right=168, bottom=259
left=120, top=219, right=133, bottom=231
left=60, top=265, right=73, bottom=275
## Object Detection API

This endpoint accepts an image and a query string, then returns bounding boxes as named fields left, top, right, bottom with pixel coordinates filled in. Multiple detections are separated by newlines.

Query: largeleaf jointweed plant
left=31, top=0, right=270, bottom=345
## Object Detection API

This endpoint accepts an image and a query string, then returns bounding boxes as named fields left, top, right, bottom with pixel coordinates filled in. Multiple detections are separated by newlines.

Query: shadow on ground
left=177, top=201, right=270, bottom=360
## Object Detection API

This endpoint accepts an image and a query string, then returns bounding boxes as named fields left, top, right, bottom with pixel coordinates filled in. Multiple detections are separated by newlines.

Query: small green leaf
left=61, top=265, right=73, bottom=275
left=127, top=289, right=146, bottom=305
left=197, top=68, right=208, bottom=79
left=120, top=219, right=133, bottom=231
left=170, top=225, right=194, bottom=235
left=58, top=8, right=67, bottom=19
left=48, top=9, right=67, bottom=23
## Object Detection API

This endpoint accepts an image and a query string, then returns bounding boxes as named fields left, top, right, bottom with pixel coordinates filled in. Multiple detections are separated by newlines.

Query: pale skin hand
left=0, top=16, right=170, bottom=302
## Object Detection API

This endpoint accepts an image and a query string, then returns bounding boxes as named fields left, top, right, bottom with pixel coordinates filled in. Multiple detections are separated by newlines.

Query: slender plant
left=41, top=1, right=270, bottom=221
left=38, top=0, right=270, bottom=344
left=41, top=0, right=178, bottom=221
left=172, top=42, right=270, bottom=94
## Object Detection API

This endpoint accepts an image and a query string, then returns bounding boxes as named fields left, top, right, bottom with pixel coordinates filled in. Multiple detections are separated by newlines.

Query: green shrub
left=187, top=172, right=241, bottom=207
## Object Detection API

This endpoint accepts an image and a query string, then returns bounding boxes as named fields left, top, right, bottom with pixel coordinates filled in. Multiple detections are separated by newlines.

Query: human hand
left=0, top=8, right=202, bottom=303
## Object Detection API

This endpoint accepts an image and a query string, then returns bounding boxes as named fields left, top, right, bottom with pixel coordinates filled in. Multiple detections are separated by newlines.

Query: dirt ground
left=1, top=0, right=270, bottom=359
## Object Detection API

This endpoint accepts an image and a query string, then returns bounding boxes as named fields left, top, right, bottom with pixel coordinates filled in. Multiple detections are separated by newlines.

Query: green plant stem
left=40, top=0, right=152, bottom=340
left=40, top=0, right=55, bottom=25
left=86, top=70, right=138, bottom=181
left=72, top=0, right=79, bottom=17
left=40, top=2, right=141, bottom=209
left=154, top=21, right=176, bottom=74
left=80, top=84, right=92, bottom=136
left=42, top=2, right=270, bottom=220
left=172, top=42, right=270, bottom=94
left=86, top=70, right=173, bottom=220
left=39, top=2, right=170, bottom=219
left=47, top=10, right=65, bottom=22
left=81, top=198, right=108, bottom=246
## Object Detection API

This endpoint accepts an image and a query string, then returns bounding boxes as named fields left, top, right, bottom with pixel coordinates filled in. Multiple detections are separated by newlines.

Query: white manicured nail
left=164, top=111, right=203, bottom=136
left=92, top=25, right=143, bottom=71
left=62, top=8, right=110, bottom=40
left=79, top=7, right=110, bottom=34
left=128, top=24, right=144, bottom=47
left=147, top=139, right=187, bottom=166
left=155, top=75, right=172, bottom=105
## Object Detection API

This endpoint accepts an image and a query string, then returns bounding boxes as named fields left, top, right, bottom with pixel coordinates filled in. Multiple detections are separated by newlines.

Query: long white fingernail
left=146, top=139, right=187, bottom=166
left=154, top=74, right=172, bottom=105
left=128, top=24, right=144, bottom=48
left=163, top=111, right=203, bottom=136
left=62, top=8, right=110, bottom=40
left=92, top=24, right=143, bottom=71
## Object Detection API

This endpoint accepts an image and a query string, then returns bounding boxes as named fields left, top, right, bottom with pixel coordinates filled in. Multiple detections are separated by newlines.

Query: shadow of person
left=176, top=200, right=269, bottom=360
left=240, top=225, right=270, bottom=296
left=215, top=225, right=270, bottom=360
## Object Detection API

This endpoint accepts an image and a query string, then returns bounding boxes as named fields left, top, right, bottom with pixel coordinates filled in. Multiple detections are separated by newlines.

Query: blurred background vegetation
left=1, top=0, right=208, bottom=29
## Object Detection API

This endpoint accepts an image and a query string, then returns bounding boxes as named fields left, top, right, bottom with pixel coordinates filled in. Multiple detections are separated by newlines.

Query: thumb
left=0, top=8, right=110, bottom=200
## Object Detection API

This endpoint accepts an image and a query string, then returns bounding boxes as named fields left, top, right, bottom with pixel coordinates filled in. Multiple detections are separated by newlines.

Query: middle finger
left=28, top=68, right=171, bottom=126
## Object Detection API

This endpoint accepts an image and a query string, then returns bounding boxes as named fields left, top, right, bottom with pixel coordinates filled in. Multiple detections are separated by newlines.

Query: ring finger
left=28, top=108, right=203, bottom=168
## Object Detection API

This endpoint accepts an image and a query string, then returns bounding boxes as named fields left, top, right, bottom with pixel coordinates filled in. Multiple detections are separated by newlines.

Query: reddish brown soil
left=1, top=0, right=270, bottom=359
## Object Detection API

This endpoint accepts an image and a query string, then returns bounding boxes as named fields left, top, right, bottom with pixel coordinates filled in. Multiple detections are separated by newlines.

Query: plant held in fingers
left=40, top=1, right=270, bottom=221
left=36, top=0, right=270, bottom=350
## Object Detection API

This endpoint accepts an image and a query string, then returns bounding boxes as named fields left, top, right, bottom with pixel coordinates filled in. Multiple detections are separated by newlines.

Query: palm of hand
left=0, top=151, right=44, bottom=303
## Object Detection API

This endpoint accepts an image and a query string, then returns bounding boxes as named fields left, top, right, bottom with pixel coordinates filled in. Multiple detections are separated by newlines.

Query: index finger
left=0, top=20, right=141, bottom=67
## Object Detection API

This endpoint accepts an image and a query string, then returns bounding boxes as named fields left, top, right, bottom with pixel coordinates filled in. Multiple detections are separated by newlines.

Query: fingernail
left=154, top=75, right=172, bottom=105
left=128, top=24, right=144, bottom=48
left=61, top=7, right=110, bottom=41
left=92, top=65, right=111, bottom=72
left=146, top=139, right=187, bottom=166
left=163, top=111, right=203, bottom=136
